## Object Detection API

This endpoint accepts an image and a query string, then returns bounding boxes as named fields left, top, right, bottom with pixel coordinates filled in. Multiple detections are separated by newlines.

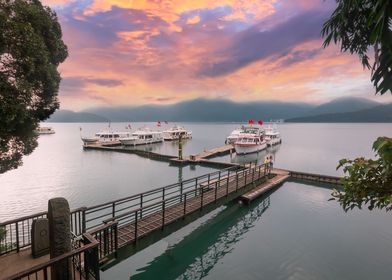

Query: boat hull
left=163, top=134, right=192, bottom=141
left=234, top=142, right=267, bottom=155
left=120, top=138, right=163, bottom=146
left=266, top=138, right=282, bottom=146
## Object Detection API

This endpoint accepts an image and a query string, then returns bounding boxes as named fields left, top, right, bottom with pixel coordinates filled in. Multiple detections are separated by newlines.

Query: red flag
left=258, top=120, right=263, bottom=126
left=248, top=119, right=255, bottom=125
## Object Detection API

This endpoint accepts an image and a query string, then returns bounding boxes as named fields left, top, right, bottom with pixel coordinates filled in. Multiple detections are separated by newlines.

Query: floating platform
left=240, top=169, right=290, bottom=203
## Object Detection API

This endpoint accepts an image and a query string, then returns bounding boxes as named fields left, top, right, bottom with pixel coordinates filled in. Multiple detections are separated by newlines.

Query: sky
left=42, top=0, right=392, bottom=110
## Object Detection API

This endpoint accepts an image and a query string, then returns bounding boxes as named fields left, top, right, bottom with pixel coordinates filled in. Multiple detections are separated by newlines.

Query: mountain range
left=47, top=97, right=391, bottom=123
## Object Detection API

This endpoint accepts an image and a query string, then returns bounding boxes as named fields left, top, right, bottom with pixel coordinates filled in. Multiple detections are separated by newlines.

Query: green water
left=102, top=181, right=392, bottom=280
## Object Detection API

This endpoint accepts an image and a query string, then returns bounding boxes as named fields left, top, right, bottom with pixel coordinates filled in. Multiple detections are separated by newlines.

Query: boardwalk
left=1, top=164, right=342, bottom=280
left=96, top=164, right=268, bottom=252
left=240, top=169, right=290, bottom=203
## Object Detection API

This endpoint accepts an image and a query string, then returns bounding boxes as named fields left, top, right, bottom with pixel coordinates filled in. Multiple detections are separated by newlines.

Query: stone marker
left=31, top=218, right=49, bottom=258
left=48, top=197, right=73, bottom=280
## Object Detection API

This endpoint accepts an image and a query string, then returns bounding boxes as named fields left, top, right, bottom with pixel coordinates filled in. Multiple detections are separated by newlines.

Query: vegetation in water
left=0, top=0, right=68, bottom=173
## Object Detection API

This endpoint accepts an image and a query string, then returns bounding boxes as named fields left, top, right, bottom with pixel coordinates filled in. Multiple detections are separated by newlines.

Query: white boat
left=234, top=126, right=267, bottom=155
left=162, top=125, right=192, bottom=141
left=226, top=128, right=243, bottom=144
left=120, top=128, right=163, bottom=146
left=81, top=130, right=130, bottom=146
left=264, top=125, right=282, bottom=146
left=35, top=126, right=55, bottom=135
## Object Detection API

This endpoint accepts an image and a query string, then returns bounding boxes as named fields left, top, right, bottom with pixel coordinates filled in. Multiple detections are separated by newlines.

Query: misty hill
left=47, top=110, right=109, bottom=122
left=303, top=97, right=379, bottom=116
left=47, top=97, right=386, bottom=122
left=83, top=99, right=314, bottom=122
left=286, top=103, right=392, bottom=123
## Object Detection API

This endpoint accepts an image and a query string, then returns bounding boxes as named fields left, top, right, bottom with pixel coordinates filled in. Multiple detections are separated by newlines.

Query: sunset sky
left=42, top=0, right=391, bottom=110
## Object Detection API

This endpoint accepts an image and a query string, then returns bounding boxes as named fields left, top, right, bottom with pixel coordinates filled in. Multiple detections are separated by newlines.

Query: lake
left=1, top=122, right=391, bottom=279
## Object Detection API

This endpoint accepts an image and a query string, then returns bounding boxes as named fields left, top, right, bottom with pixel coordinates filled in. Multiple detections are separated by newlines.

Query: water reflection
left=131, top=195, right=271, bottom=280
left=0, top=122, right=38, bottom=174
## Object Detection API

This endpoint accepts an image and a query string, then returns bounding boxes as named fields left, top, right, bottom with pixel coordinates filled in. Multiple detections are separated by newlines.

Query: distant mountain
left=303, top=97, right=380, bottom=116
left=286, top=104, right=392, bottom=123
left=47, top=110, right=109, bottom=122
left=83, top=99, right=315, bottom=122
left=47, top=97, right=388, bottom=123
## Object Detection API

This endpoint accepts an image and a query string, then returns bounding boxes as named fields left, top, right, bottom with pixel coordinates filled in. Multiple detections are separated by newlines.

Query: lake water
left=1, top=122, right=391, bottom=279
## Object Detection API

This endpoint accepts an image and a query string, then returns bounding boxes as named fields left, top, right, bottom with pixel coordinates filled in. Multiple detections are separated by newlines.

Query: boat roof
left=96, top=131, right=129, bottom=135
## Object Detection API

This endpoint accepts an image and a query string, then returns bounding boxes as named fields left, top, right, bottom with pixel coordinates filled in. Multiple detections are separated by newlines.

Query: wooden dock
left=240, top=169, right=290, bottom=203
left=83, top=143, right=235, bottom=168
left=1, top=164, right=343, bottom=280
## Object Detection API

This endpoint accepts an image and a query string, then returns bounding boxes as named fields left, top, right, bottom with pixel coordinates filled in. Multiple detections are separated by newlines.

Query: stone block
left=31, top=218, right=49, bottom=258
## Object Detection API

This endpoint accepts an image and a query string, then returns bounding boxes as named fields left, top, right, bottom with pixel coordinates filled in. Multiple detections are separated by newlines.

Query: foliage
left=331, top=137, right=392, bottom=211
left=0, top=226, right=5, bottom=242
left=322, top=0, right=392, bottom=95
left=0, top=0, right=68, bottom=173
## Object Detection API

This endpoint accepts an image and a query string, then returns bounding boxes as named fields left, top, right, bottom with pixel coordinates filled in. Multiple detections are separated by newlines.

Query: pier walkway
left=1, top=164, right=342, bottom=280
left=84, top=143, right=236, bottom=167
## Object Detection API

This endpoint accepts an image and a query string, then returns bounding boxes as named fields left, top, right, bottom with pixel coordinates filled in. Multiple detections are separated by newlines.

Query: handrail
left=0, top=165, right=245, bottom=256
left=5, top=233, right=99, bottom=280
left=0, top=207, right=87, bottom=226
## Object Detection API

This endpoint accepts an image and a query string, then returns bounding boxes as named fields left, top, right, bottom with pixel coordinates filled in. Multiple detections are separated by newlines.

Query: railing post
left=82, top=208, right=86, bottom=233
left=244, top=168, right=247, bottom=186
left=162, top=188, right=165, bottom=201
left=200, top=185, right=204, bottom=210
left=252, top=164, right=255, bottom=183
left=183, top=193, right=187, bottom=217
left=162, top=201, right=166, bottom=228
left=236, top=171, right=239, bottom=192
left=195, top=177, right=198, bottom=196
left=103, top=227, right=109, bottom=256
left=112, top=202, right=115, bottom=218
left=226, top=170, right=230, bottom=197
left=114, top=223, right=118, bottom=252
left=140, top=194, right=143, bottom=219
left=134, top=211, right=138, bottom=241
left=214, top=181, right=218, bottom=202
left=180, top=182, right=183, bottom=203
left=15, top=222, right=20, bottom=252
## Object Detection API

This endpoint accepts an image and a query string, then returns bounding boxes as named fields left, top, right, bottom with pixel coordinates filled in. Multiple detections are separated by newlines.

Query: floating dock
left=84, top=143, right=236, bottom=168
left=240, top=169, right=290, bottom=203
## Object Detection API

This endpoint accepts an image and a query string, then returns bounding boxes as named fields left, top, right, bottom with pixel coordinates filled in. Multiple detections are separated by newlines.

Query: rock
left=48, top=197, right=73, bottom=280
left=31, top=218, right=49, bottom=258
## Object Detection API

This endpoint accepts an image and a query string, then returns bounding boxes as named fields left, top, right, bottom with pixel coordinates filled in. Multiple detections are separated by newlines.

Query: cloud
left=61, top=76, right=123, bottom=92
left=198, top=9, right=331, bottom=77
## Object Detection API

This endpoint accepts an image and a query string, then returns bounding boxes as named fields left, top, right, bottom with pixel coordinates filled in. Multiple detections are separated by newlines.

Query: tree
left=331, top=137, right=392, bottom=211
left=322, top=0, right=392, bottom=95
left=322, top=0, right=392, bottom=210
left=0, top=0, right=68, bottom=173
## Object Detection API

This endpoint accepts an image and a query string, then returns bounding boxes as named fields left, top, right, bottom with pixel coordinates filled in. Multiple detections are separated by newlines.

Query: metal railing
left=89, top=221, right=118, bottom=260
left=103, top=164, right=267, bottom=246
left=6, top=233, right=100, bottom=280
left=0, top=163, right=263, bottom=256
left=0, top=208, right=86, bottom=256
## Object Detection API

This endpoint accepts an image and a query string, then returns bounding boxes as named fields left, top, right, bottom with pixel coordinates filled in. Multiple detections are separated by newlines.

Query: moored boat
left=226, top=128, right=243, bottom=144
left=35, top=126, right=55, bottom=135
left=265, top=125, right=282, bottom=146
left=120, top=127, right=163, bottom=146
left=234, top=126, right=267, bottom=155
left=162, top=125, right=192, bottom=141
left=81, top=130, right=130, bottom=146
